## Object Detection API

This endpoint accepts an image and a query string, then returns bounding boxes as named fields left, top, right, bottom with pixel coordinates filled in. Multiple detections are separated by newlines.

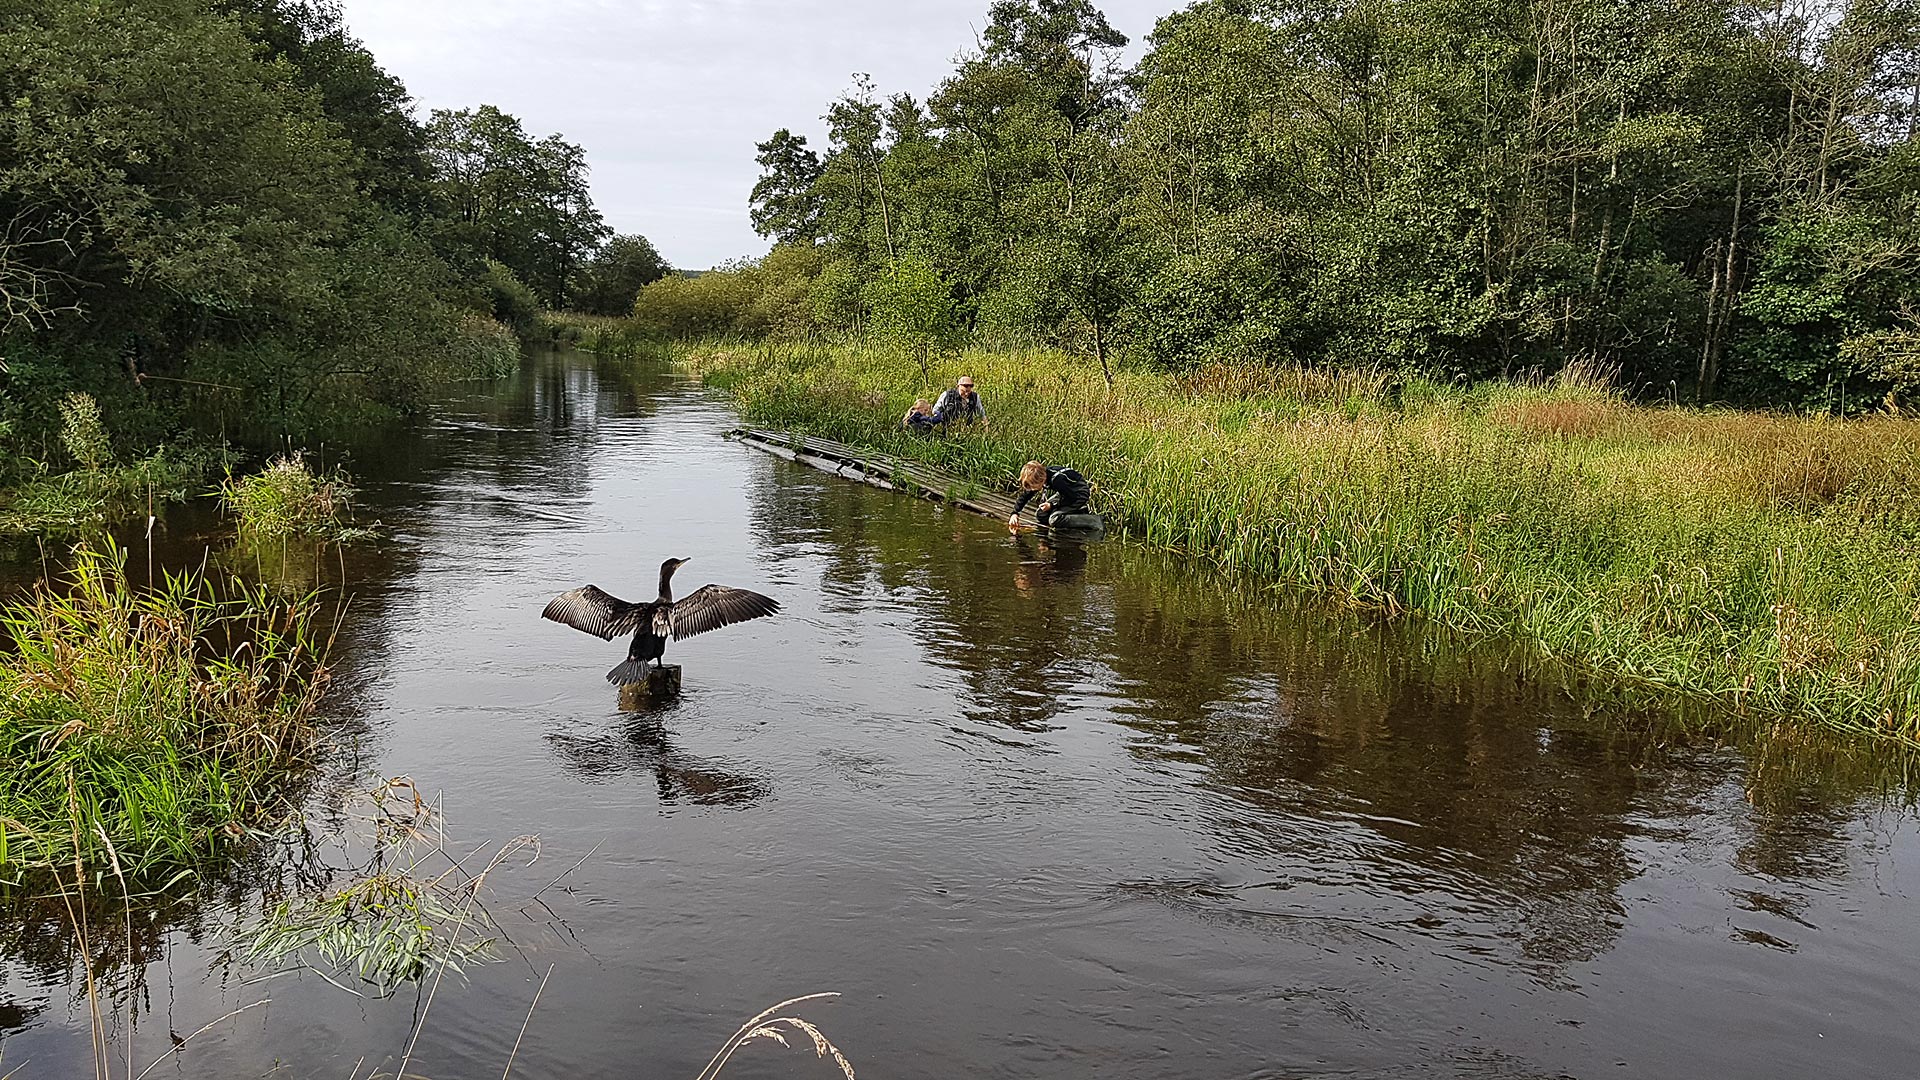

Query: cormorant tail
left=606, top=659, right=651, bottom=686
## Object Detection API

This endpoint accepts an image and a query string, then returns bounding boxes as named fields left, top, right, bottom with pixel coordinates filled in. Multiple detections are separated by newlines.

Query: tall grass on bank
left=0, top=393, right=229, bottom=540
left=0, top=541, right=331, bottom=880
left=681, top=342, right=1920, bottom=740
left=458, top=311, right=524, bottom=380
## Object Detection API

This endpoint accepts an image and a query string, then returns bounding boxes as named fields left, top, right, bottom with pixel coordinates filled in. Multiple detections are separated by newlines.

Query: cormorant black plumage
left=542, top=558, right=779, bottom=685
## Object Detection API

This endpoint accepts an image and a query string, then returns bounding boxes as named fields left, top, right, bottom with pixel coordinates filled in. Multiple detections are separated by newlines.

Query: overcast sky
left=341, top=0, right=1174, bottom=270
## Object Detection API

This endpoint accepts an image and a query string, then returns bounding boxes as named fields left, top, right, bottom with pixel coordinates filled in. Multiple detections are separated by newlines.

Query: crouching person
left=933, top=376, right=985, bottom=427
left=1009, top=460, right=1090, bottom=527
left=903, top=398, right=940, bottom=432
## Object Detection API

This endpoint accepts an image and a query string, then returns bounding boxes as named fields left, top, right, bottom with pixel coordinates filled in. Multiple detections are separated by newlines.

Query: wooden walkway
left=731, top=428, right=1097, bottom=532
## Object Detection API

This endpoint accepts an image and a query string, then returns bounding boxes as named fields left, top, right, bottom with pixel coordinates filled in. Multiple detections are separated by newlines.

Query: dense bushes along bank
left=684, top=343, right=1920, bottom=742
left=0, top=1, right=666, bottom=520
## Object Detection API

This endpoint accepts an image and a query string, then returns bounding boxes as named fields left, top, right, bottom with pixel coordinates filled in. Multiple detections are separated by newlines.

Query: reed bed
left=682, top=342, right=1920, bottom=741
left=0, top=541, right=331, bottom=880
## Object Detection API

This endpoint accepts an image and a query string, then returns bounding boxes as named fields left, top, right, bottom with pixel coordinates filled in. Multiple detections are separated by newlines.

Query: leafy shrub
left=483, top=259, right=542, bottom=333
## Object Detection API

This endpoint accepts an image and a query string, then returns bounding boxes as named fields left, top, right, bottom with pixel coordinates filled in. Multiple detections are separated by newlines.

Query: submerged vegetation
left=0, top=541, right=330, bottom=881
left=687, top=342, right=1920, bottom=741
left=228, top=778, right=529, bottom=999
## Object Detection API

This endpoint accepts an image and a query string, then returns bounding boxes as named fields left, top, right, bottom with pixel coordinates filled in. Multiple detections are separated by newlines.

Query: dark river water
left=4, top=348, right=1919, bottom=1079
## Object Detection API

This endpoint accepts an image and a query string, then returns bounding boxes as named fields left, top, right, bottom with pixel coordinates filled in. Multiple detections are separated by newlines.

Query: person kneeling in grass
left=903, top=398, right=940, bottom=432
left=933, top=376, right=986, bottom=427
left=1009, top=460, right=1091, bottom=527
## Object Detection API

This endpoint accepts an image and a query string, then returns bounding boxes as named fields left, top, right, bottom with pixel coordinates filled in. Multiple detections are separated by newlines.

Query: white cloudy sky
left=341, top=0, right=1173, bottom=270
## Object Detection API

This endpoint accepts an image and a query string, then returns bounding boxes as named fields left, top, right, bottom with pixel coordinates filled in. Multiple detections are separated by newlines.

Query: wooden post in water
left=618, top=664, right=682, bottom=712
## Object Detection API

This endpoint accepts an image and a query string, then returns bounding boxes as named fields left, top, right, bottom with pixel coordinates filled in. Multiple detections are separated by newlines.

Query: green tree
left=0, top=0, right=517, bottom=450
left=750, top=130, right=827, bottom=243
left=424, top=105, right=608, bottom=308
left=867, top=253, right=961, bottom=377
left=219, top=0, right=434, bottom=218
left=576, top=233, right=672, bottom=316
left=718, top=0, right=1920, bottom=408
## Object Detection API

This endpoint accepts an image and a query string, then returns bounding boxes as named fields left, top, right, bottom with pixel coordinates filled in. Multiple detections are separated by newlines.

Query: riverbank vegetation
left=0, top=0, right=670, bottom=538
left=536, top=311, right=664, bottom=358
left=625, top=0, right=1920, bottom=740
left=628, top=0, right=1920, bottom=414
left=0, top=402, right=226, bottom=542
left=0, top=541, right=330, bottom=881
left=686, top=341, right=1920, bottom=740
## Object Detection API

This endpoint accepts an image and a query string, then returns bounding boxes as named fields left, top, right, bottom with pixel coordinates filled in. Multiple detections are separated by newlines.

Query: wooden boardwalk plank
left=731, top=428, right=1089, bottom=530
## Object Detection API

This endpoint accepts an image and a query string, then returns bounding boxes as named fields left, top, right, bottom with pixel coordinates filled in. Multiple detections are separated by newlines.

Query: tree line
left=0, top=0, right=667, bottom=474
left=667, top=0, right=1920, bottom=408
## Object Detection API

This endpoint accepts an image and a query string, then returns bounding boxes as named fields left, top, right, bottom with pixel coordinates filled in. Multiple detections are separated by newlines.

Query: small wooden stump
left=618, top=664, right=682, bottom=712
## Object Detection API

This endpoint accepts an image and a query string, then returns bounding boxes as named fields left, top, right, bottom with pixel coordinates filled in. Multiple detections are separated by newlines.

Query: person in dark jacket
left=902, top=398, right=940, bottom=431
left=1009, top=460, right=1091, bottom=527
left=932, top=376, right=986, bottom=426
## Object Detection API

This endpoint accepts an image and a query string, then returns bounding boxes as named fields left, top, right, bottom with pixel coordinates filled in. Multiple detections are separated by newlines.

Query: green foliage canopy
left=0, top=0, right=649, bottom=479
left=731, top=0, right=1920, bottom=409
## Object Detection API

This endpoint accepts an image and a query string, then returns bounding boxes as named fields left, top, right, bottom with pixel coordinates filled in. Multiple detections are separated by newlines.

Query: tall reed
left=683, top=342, right=1920, bottom=741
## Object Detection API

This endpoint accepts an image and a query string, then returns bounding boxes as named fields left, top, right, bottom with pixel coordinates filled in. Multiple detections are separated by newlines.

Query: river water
left=3, top=348, right=1918, bottom=1079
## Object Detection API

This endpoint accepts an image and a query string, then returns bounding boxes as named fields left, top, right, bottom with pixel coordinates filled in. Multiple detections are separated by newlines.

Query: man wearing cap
left=932, top=376, right=986, bottom=427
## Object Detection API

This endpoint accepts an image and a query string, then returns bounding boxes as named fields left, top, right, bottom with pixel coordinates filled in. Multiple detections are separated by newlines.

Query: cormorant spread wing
left=668, top=584, right=780, bottom=640
left=542, top=585, right=646, bottom=640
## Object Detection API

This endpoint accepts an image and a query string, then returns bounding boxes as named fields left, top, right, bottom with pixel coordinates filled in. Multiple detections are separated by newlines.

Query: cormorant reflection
left=546, top=713, right=772, bottom=809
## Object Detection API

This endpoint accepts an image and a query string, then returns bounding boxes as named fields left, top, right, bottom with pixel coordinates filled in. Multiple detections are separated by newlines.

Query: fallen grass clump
left=0, top=540, right=331, bottom=880
left=682, top=342, right=1920, bottom=741
left=227, top=778, right=533, bottom=999
left=222, top=455, right=364, bottom=543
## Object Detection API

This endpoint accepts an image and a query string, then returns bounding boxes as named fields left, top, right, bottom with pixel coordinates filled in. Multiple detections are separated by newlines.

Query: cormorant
left=542, top=558, right=779, bottom=685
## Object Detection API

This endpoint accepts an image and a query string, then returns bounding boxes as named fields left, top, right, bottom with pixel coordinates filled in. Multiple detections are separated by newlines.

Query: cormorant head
left=660, top=557, right=690, bottom=578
